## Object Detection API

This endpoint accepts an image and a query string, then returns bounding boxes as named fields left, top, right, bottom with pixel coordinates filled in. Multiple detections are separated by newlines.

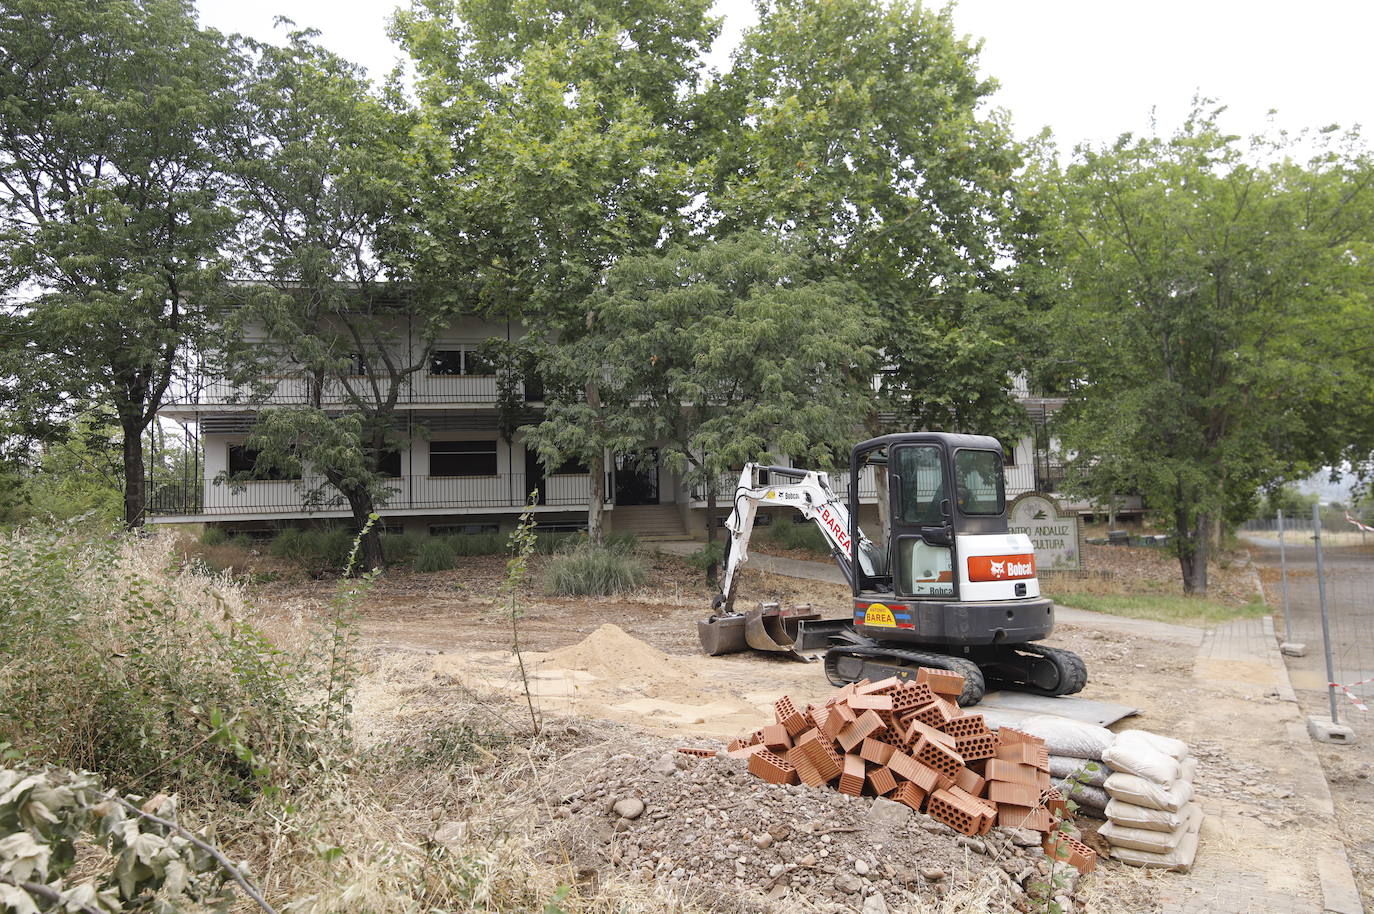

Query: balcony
left=166, top=373, right=543, bottom=410
left=147, top=472, right=597, bottom=519
left=688, top=466, right=878, bottom=506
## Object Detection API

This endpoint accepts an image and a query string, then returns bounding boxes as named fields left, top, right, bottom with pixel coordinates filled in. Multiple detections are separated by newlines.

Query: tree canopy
left=1033, top=107, right=1374, bottom=592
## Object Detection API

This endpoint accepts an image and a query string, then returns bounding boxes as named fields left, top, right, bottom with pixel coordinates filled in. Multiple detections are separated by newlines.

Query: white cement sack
left=1049, top=755, right=1111, bottom=787
left=1108, top=807, right=1203, bottom=872
left=1101, top=804, right=1203, bottom=853
left=1007, top=716, right=1115, bottom=760
left=1102, top=738, right=1181, bottom=785
left=1061, top=780, right=1110, bottom=812
left=1105, top=798, right=1195, bottom=832
left=1104, top=772, right=1193, bottom=811
left=1115, top=729, right=1189, bottom=761
left=1180, top=756, right=1197, bottom=782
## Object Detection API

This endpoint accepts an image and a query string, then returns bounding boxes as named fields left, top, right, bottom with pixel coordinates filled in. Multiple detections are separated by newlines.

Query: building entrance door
left=614, top=450, right=659, bottom=505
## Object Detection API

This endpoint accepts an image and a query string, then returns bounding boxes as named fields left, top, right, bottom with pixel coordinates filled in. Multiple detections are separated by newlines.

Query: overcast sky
left=197, top=0, right=1374, bottom=150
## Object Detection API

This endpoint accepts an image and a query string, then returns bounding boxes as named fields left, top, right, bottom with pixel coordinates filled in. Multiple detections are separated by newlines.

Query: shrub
left=545, top=543, right=647, bottom=596
left=380, top=531, right=426, bottom=564
left=0, top=527, right=352, bottom=803
left=764, top=520, right=830, bottom=555
left=685, top=541, right=725, bottom=575
left=414, top=537, right=458, bottom=572
left=269, top=526, right=355, bottom=576
left=448, top=532, right=507, bottom=556
left=200, top=525, right=228, bottom=546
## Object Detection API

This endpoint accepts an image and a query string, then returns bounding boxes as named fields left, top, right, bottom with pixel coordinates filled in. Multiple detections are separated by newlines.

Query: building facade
left=150, top=316, right=1133, bottom=538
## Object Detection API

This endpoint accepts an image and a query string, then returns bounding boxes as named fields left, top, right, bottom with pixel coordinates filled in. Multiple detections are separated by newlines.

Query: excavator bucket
left=698, top=603, right=819, bottom=662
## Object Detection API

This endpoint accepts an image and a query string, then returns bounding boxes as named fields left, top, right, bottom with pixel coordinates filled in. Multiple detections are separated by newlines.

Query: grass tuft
left=1048, top=591, right=1270, bottom=626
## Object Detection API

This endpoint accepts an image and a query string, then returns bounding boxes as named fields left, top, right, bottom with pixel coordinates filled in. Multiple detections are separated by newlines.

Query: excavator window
left=896, top=446, right=944, bottom=526
left=954, top=449, right=1005, bottom=515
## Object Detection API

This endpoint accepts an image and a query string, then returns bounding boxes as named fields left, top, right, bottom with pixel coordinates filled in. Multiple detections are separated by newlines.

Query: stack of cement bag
left=993, top=716, right=1115, bottom=818
left=1099, top=730, right=1203, bottom=872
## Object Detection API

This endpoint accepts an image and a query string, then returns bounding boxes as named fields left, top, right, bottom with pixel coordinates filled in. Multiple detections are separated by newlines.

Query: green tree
left=394, top=0, right=717, bottom=541
left=223, top=30, right=427, bottom=571
left=529, top=233, right=876, bottom=543
left=1035, top=106, right=1374, bottom=593
left=0, top=0, right=242, bottom=527
left=708, top=0, right=1032, bottom=442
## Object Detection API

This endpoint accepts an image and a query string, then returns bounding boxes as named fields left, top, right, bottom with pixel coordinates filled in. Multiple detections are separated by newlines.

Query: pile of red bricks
left=725, top=669, right=1097, bottom=876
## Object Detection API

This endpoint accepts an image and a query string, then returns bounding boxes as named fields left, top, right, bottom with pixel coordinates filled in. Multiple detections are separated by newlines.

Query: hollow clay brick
left=904, top=718, right=957, bottom=749
left=800, top=735, right=844, bottom=782
left=916, top=667, right=966, bottom=697
left=848, top=694, right=895, bottom=712
left=833, top=701, right=858, bottom=725
left=938, top=696, right=962, bottom=718
left=903, top=680, right=937, bottom=705
left=997, top=804, right=1053, bottom=831
left=868, top=766, right=898, bottom=796
left=727, top=743, right=768, bottom=759
left=917, top=738, right=965, bottom=781
left=1043, top=833, right=1098, bottom=875
left=905, top=700, right=954, bottom=730
left=954, top=732, right=998, bottom=762
left=995, top=742, right=1041, bottom=767
left=747, top=729, right=765, bottom=746
left=860, top=738, right=895, bottom=766
left=986, top=759, right=1040, bottom=785
left=893, top=781, right=927, bottom=811
left=787, top=745, right=827, bottom=787
left=1036, top=771, right=1051, bottom=790
left=987, top=780, right=1041, bottom=807
left=927, top=789, right=982, bottom=836
left=1042, top=787, right=1067, bottom=817
left=890, top=683, right=929, bottom=713
left=838, top=710, right=886, bottom=752
left=774, top=695, right=809, bottom=737
left=839, top=754, right=866, bottom=796
left=949, top=784, right=996, bottom=819
left=856, top=676, right=902, bottom=696
left=996, top=726, right=1040, bottom=747
left=762, top=723, right=792, bottom=751
left=954, top=767, right=985, bottom=797
left=676, top=747, right=716, bottom=758
left=748, top=748, right=798, bottom=785
left=940, top=713, right=987, bottom=740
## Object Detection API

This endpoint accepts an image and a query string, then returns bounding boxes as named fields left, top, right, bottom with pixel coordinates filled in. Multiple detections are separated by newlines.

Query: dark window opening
left=550, top=455, right=589, bottom=475
left=227, top=445, right=294, bottom=481
left=430, top=350, right=463, bottom=376
left=377, top=449, right=402, bottom=478
left=430, top=440, right=497, bottom=477
left=463, top=349, right=495, bottom=376
left=429, top=523, right=500, bottom=536
left=347, top=352, right=368, bottom=376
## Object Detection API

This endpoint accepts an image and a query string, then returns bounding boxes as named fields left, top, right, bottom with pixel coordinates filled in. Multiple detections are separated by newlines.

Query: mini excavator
left=697, top=432, right=1086, bottom=705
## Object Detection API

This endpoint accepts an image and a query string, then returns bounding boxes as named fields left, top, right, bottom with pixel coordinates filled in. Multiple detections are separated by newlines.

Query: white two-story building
left=150, top=316, right=1131, bottom=539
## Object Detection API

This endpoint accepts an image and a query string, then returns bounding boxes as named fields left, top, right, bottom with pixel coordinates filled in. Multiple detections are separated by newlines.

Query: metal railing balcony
left=147, top=472, right=595, bottom=517
left=689, top=466, right=878, bottom=503
left=168, top=374, right=544, bottom=408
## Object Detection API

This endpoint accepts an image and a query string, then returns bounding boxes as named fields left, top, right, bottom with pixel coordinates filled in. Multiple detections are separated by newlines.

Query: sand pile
left=544, top=623, right=697, bottom=687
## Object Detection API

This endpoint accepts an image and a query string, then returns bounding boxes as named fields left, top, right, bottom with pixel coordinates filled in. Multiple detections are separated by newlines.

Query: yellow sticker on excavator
left=864, top=604, right=896, bottom=627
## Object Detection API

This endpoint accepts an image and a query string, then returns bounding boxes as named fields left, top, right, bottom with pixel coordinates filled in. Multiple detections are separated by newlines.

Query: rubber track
left=987, top=644, right=1088, bottom=697
left=823, top=645, right=987, bottom=706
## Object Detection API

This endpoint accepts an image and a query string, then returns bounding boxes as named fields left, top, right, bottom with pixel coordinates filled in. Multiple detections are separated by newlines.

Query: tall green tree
left=708, top=0, right=1032, bottom=442
left=1034, top=107, right=1374, bottom=593
left=394, top=0, right=717, bottom=541
left=224, top=30, right=425, bottom=571
left=0, top=0, right=242, bottom=527
left=529, top=233, right=876, bottom=543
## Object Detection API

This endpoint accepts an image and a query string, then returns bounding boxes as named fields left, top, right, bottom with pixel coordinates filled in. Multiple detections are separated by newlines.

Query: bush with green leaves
left=379, top=531, right=426, bottom=564
left=0, top=528, right=356, bottom=804
left=414, top=538, right=458, bottom=573
left=545, top=543, right=647, bottom=596
left=268, top=526, right=355, bottom=576
left=763, top=520, right=830, bottom=555
left=199, top=526, right=228, bottom=546
left=685, top=541, right=725, bottom=575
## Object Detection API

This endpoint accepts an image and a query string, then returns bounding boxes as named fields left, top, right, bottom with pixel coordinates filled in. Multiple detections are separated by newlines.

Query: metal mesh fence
left=1243, top=509, right=1374, bottom=735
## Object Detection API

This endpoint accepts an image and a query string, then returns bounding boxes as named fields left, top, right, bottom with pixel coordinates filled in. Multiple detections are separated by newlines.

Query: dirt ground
left=232, top=543, right=1359, bottom=913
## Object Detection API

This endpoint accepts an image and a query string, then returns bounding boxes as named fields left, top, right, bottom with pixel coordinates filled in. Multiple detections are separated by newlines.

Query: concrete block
left=1279, top=642, right=1307, bottom=657
left=1306, top=716, right=1357, bottom=745
left=865, top=796, right=911, bottom=829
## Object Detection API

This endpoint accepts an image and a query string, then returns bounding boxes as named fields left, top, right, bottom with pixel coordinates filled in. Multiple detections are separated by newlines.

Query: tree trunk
left=706, top=485, right=719, bottom=546
left=1177, top=511, right=1210, bottom=595
left=121, top=415, right=146, bottom=529
left=343, top=490, right=384, bottom=573
left=587, top=450, right=605, bottom=545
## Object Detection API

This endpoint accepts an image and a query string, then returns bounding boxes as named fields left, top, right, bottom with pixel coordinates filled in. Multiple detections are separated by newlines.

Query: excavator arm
left=712, top=463, right=881, bottom=616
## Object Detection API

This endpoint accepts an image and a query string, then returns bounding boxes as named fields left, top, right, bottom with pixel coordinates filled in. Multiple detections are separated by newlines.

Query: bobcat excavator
left=697, top=432, right=1086, bottom=705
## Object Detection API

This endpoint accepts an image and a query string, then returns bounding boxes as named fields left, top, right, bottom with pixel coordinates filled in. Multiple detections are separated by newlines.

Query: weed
left=201, top=525, right=228, bottom=546
left=763, top=521, right=830, bottom=555
left=414, top=538, right=458, bottom=572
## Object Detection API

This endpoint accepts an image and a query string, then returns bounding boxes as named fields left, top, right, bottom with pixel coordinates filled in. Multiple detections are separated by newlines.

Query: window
left=430, top=348, right=495, bottom=376
left=1002, top=442, right=1017, bottom=466
left=430, top=440, right=497, bottom=477
left=227, top=445, right=294, bottom=481
left=550, top=455, right=589, bottom=475
left=377, top=450, right=402, bottom=478
left=897, top=445, right=945, bottom=526
left=954, top=449, right=1005, bottom=516
left=429, top=523, right=499, bottom=536
left=346, top=352, right=369, bottom=376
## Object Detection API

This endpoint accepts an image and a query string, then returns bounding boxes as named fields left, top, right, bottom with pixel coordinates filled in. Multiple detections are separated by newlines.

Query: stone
left=920, top=868, right=945, bottom=882
left=1005, top=827, right=1042, bottom=848
left=865, top=797, right=912, bottom=830
left=955, top=837, right=986, bottom=854
left=861, top=892, right=890, bottom=914
left=753, top=832, right=774, bottom=849
left=613, top=798, right=646, bottom=820
left=799, top=853, right=818, bottom=867
left=1279, top=642, right=1307, bottom=657
left=768, top=823, right=792, bottom=842
left=854, top=859, right=870, bottom=875
left=651, top=754, right=679, bottom=776
left=833, top=874, right=864, bottom=895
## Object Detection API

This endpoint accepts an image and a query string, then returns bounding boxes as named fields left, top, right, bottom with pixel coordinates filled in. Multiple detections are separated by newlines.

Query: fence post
left=1312, top=502, right=1340, bottom=724
left=1278, top=509, right=1293, bottom=644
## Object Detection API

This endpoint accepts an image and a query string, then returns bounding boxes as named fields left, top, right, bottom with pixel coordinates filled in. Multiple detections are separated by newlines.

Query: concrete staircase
left=611, top=504, right=689, bottom=541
